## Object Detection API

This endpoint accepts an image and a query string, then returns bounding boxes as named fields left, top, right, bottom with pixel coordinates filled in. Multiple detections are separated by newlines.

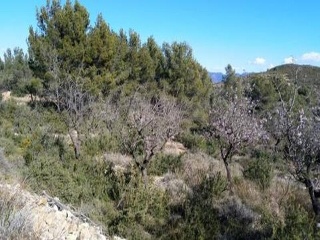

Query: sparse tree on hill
left=115, top=93, right=183, bottom=185
left=28, top=0, right=96, bottom=159
left=206, top=90, right=267, bottom=192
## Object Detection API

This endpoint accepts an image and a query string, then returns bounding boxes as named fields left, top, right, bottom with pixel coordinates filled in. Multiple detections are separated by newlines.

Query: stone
left=0, top=184, right=111, bottom=240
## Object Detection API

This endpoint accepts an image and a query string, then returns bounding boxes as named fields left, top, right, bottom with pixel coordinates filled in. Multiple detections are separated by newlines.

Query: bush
left=83, top=132, right=119, bottom=156
left=25, top=77, right=43, bottom=100
left=201, top=172, right=228, bottom=198
left=0, top=100, right=18, bottom=122
left=0, top=137, right=19, bottom=156
left=216, top=197, right=267, bottom=239
left=107, top=173, right=170, bottom=239
left=161, top=171, right=224, bottom=239
left=273, top=197, right=319, bottom=239
left=244, top=150, right=273, bottom=190
left=177, top=131, right=206, bottom=152
left=0, top=188, right=34, bottom=239
left=149, top=154, right=183, bottom=175
left=177, top=131, right=217, bottom=155
left=163, top=176, right=265, bottom=239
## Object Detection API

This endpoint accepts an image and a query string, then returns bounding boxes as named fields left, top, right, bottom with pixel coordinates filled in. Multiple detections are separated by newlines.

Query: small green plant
left=196, top=172, right=228, bottom=199
left=177, top=131, right=217, bottom=155
left=273, top=197, right=319, bottom=239
left=149, top=154, right=183, bottom=175
left=83, top=132, right=119, bottom=156
left=244, top=150, right=273, bottom=190
left=107, top=172, right=170, bottom=239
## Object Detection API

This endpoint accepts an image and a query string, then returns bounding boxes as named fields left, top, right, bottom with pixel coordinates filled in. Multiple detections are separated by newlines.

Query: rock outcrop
left=0, top=184, right=114, bottom=240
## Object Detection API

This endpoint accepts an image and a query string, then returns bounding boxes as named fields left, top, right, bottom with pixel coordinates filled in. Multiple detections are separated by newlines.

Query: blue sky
left=1, top=0, right=320, bottom=73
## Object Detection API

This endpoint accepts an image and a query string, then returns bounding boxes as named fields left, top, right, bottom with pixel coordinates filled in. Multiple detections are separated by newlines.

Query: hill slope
left=267, top=64, right=320, bottom=88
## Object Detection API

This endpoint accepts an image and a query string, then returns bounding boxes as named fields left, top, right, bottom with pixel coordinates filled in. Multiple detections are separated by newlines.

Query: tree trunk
left=220, top=143, right=234, bottom=193
left=134, top=158, right=149, bottom=187
left=141, top=167, right=148, bottom=187
left=305, top=179, right=320, bottom=227
left=69, top=129, right=80, bottom=159
left=223, top=158, right=233, bottom=193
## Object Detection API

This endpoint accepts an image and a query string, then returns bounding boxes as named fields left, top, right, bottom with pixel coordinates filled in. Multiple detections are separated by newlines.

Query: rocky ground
left=0, top=183, right=125, bottom=240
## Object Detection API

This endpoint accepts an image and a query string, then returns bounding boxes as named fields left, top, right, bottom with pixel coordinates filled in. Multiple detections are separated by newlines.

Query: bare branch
left=111, top=93, right=183, bottom=185
left=205, top=92, right=267, bottom=190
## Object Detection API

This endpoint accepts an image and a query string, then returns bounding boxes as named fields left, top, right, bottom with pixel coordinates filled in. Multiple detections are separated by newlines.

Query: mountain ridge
left=265, top=63, right=320, bottom=88
left=209, top=72, right=224, bottom=83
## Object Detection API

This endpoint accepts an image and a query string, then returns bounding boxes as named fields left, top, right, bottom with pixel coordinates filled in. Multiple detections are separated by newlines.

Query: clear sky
left=1, top=0, right=320, bottom=73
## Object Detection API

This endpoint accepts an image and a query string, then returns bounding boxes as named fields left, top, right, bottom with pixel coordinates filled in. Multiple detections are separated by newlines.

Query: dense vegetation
left=1, top=0, right=320, bottom=239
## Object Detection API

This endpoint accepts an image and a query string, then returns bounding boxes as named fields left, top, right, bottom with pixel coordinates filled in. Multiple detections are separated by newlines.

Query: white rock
left=66, top=233, right=78, bottom=240
left=0, top=184, right=110, bottom=240
left=113, top=236, right=126, bottom=240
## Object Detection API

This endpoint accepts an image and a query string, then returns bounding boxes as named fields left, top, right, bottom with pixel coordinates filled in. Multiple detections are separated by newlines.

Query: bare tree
left=38, top=46, right=95, bottom=159
left=61, top=77, right=95, bottom=159
left=115, top=93, right=183, bottom=185
left=206, top=93, right=266, bottom=191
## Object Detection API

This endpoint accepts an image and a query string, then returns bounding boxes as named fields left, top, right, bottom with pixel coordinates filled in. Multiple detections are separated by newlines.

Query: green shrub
left=273, top=197, right=319, bottom=239
left=177, top=131, right=217, bottom=155
left=11, top=83, right=28, bottom=97
left=0, top=100, right=18, bottom=122
left=161, top=168, right=277, bottom=240
left=200, top=172, right=228, bottom=198
left=177, top=131, right=206, bottom=152
left=25, top=77, right=43, bottom=100
left=107, top=174, right=170, bottom=239
left=161, top=172, right=226, bottom=239
left=0, top=137, right=19, bottom=156
left=149, top=154, right=183, bottom=175
left=244, top=150, right=273, bottom=190
left=83, top=132, right=119, bottom=156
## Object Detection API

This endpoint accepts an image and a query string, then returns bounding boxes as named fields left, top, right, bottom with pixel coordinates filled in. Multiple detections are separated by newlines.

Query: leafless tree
left=61, top=77, right=95, bottom=159
left=206, top=92, right=267, bottom=191
left=114, top=93, right=183, bottom=185
left=38, top=45, right=95, bottom=159
left=38, top=45, right=64, bottom=111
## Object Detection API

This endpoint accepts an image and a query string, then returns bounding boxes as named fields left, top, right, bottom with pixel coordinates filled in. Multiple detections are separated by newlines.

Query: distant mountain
left=209, top=72, right=250, bottom=83
left=209, top=72, right=224, bottom=83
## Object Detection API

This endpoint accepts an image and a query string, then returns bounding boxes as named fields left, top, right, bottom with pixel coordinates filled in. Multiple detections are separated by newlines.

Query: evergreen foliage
left=1, top=0, right=320, bottom=239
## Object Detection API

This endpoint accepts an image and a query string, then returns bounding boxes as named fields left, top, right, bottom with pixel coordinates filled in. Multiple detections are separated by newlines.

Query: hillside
left=267, top=64, right=320, bottom=88
left=0, top=183, right=110, bottom=239
left=1, top=1, right=320, bottom=239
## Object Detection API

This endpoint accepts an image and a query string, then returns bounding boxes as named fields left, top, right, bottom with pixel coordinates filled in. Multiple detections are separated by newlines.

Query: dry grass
left=178, top=152, right=243, bottom=187
left=153, top=173, right=191, bottom=205
left=176, top=150, right=308, bottom=225
left=0, top=184, right=109, bottom=240
left=162, top=140, right=187, bottom=155
left=0, top=185, right=35, bottom=240
left=104, top=152, right=132, bottom=174
left=178, top=152, right=214, bottom=187
left=0, top=148, right=14, bottom=180
left=234, top=173, right=310, bottom=226
left=235, top=179, right=263, bottom=208
left=1, top=91, right=31, bottom=104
